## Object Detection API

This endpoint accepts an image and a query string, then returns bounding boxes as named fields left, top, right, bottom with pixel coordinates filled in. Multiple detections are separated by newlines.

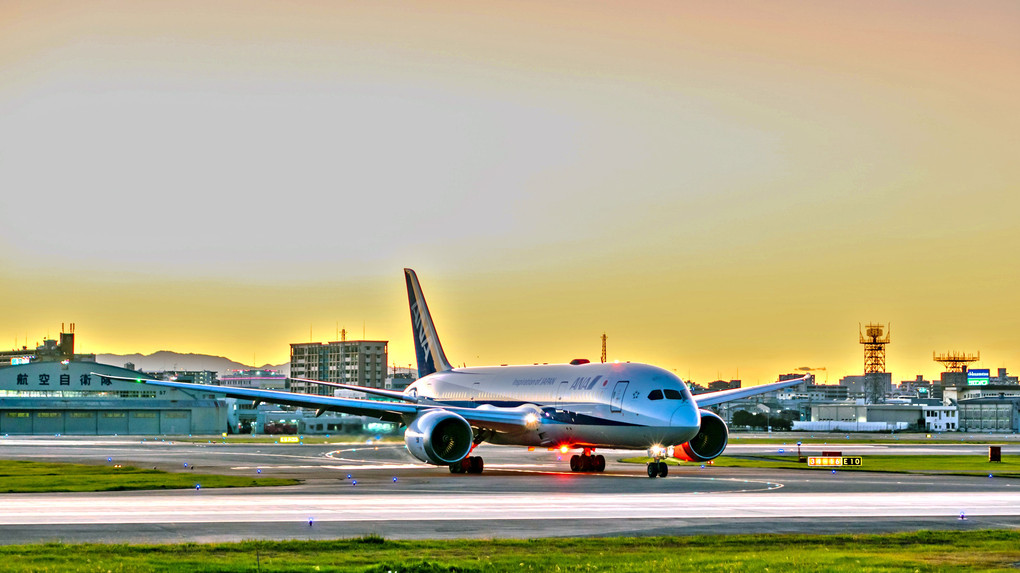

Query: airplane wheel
left=580, top=455, right=592, bottom=472
left=450, top=462, right=463, bottom=474
left=470, top=456, right=484, bottom=474
left=570, top=455, right=580, bottom=472
left=646, top=463, right=658, bottom=478
left=594, top=455, right=606, bottom=472
left=657, top=461, right=669, bottom=478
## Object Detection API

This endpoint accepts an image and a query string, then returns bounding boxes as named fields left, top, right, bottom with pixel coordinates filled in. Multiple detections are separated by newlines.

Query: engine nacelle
left=674, top=409, right=729, bottom=462
left=404, top=410, right=474, bottom=466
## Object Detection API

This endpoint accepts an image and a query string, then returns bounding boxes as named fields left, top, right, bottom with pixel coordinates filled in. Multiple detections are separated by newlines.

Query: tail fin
left=405, top=269, right=453, bottom=378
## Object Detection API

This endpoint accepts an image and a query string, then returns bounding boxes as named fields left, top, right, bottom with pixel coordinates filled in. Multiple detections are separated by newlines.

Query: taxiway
left=1, top=435, right=1018, bottom=543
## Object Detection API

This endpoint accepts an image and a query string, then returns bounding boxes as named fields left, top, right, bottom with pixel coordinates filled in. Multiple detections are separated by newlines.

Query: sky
left=2, top=1, right=1018, bottom=384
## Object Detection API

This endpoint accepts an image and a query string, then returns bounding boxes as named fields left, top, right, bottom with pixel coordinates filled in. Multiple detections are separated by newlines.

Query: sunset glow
left=2, top=1, right=1018, bottom=383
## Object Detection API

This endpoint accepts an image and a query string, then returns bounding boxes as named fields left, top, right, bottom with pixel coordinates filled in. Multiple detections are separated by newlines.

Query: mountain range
left=97, top=351, right=290, bottom=376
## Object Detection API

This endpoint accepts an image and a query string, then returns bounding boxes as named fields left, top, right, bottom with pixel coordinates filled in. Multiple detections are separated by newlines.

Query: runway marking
left=2, top=491, right=1018, bottom=525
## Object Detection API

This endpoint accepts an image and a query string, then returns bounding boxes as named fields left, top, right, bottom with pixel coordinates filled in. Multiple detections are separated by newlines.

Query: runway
left=1, top=435, right=1019, bottom=543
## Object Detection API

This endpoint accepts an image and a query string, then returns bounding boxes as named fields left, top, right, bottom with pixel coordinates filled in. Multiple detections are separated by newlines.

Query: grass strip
left=1, top=530, right=1019, bottom=571
left=620, top=454, right=1020, bottom=477
left=0, top=460, right=297, bottom=493
left=727, top=435, right=1020, bottom=445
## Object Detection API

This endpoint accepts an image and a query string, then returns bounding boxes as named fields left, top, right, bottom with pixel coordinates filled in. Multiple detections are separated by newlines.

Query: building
left=218, top=369, right=288, bottom=390
left=158, top=370, right=218, bottom=385
left=708, top=380, right=741, bottom=392
left=810, top=401, right=957, bottom=432
left=957, top=398, right=1020, bottom=433
left=218, top=369, right=289, bottom=433
left=897, top=375, right=934, bottom=398
left=290, top=340, right=388, bottom=395
left=0, top=329, right=227, bottom=435
left=838, top=373, right=892, bottom=402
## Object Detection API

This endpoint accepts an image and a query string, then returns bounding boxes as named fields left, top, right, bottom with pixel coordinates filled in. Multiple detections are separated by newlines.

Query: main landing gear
left=449, top=456, right=484, bottom=474
left=646, top=460, right=668, bottom=478
left=450, top=433, right=490, bottom=475
left=569, top=449, right=606, bottom=473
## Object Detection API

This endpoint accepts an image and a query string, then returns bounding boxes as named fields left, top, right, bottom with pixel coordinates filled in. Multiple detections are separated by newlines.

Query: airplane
left=99, top=269, right=807, bottom=478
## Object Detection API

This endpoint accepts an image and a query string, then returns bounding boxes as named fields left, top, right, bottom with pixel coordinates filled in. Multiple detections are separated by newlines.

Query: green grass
left=621, top=454, right=1020, bottom=477
left=0, top=460, right=298, bottom=493
left=727, top=434, right=1020, bottom=445
left=1, top=530, right=1019, bottom=571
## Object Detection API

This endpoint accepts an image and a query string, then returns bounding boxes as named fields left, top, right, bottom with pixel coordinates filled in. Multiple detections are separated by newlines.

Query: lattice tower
left=600, top=333, right=607, bottom=364
left=933, top=351, right=980, bottom=373
left=859, top=323, right=890, bottom=374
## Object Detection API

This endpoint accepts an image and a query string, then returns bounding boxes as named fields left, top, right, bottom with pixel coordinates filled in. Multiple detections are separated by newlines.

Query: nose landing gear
left=646, top=446, right=670, bottom=478
left=646, top=460, right=668, bottom=478
left=569, top=448, right=606, bottom=473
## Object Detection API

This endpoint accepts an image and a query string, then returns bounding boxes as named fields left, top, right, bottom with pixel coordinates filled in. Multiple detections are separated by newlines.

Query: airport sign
left=808, top=456, right=862, bottom=467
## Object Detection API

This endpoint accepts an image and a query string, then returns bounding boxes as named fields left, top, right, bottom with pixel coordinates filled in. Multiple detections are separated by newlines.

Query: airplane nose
left=670, top=405, right=695, bottom=427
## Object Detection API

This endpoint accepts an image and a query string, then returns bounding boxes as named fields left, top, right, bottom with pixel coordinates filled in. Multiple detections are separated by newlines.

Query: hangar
left=0, top=334, right=227, bottom=435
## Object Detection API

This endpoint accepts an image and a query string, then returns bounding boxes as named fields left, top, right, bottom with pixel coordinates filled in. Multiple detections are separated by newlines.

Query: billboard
left=967, top=368, right=990, bottom=386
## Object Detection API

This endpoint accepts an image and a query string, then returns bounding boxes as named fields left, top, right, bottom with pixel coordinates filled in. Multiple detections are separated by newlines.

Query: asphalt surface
left=1, top=435, right=1019, bottom=543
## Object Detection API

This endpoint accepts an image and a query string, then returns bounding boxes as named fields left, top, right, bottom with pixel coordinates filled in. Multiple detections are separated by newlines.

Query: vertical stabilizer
left=404, top=269, right=453, bottom=378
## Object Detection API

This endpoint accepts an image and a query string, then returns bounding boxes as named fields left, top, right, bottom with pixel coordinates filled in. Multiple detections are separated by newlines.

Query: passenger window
left=664, top=389, right=683, bottom=400
left=648, top=389, right=663, bottom=400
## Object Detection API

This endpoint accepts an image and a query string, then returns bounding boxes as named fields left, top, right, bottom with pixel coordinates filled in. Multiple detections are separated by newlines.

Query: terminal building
left=0, top=329, right=228, bottom=435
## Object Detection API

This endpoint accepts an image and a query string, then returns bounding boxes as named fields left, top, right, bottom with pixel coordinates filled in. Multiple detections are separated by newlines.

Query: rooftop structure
left=934, top=351, right=980, bottom=373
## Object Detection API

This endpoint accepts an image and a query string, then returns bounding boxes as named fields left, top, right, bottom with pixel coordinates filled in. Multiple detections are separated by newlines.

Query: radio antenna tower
left=859, top=323, right=890, bottom=374
left=600, top=333, right=607, bottom=364
left=933, top=351, right=979, bottom=373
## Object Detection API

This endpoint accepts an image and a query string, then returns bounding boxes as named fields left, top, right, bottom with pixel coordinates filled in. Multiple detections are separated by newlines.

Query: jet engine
left=404, top=410, right=473, bottom=466
left=674, top=409, right=728, bottom=462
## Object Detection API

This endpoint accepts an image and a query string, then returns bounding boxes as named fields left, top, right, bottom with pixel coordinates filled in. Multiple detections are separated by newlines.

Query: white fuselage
left=406, top=361, right=701, bottom=450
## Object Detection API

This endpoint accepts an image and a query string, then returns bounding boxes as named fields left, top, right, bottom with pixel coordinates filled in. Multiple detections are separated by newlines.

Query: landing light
left=648, top=444, right=665, bottom=458
left=524, top=413, right=541, bottom=429
left=559, top=444, right=570, bottom=454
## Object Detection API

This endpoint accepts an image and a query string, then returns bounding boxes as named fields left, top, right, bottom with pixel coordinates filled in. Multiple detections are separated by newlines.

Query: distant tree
left=779, top=409, right=802, bottom=422
left=770, top=417, right=792, bottom=431
left=732, top=410, right=756, bottom=427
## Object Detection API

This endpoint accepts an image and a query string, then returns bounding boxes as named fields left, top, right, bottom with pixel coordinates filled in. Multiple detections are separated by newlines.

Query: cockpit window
left=648, top=389, right=664, bottom=400
left=664, top=389, right=684, bottom=400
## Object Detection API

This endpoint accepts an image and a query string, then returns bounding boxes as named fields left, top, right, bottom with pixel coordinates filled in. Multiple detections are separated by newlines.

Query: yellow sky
left=2, top=1, right=1018, bottom=383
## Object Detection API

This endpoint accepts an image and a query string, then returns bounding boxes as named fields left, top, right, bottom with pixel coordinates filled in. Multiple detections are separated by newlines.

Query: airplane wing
left=93, top=373, right=535, bottom=432
left=294, top=377, right=417, bottom=403
left=692, top=375, right=809, bottom=407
